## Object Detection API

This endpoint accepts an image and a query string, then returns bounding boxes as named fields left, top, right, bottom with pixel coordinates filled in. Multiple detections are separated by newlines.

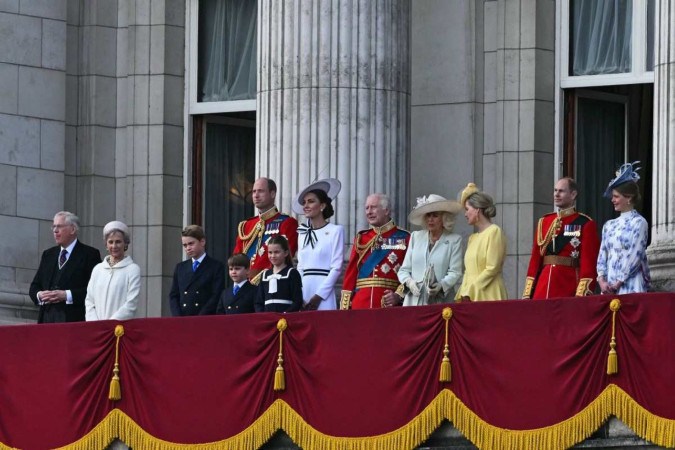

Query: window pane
left=575, top=96, right=625, bottom=229
left=570, top=0, right=632, bottom=76
left=198, top=0, right=257, bottom=102
left=646, top=0, right=655, bottom=71
left=204, top=122, right=256, bottom=266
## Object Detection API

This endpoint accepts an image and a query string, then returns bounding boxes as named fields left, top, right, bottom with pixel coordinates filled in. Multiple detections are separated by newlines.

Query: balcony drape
left=0, top=294, right=674, bottom=449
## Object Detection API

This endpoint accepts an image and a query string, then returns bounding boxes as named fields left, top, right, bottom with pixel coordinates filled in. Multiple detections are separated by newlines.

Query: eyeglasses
left=51, top=224, right=72, bottom=231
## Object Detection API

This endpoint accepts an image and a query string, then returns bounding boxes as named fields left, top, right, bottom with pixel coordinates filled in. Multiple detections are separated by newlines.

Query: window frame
left=185, top=0, right=257, bottom=115
left=560, top=0, right=654, bottom=89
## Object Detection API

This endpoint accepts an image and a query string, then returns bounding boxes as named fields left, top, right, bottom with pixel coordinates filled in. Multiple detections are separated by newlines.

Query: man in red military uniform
left=522, top=177, right=600, bottom=299
left=234, top=177, right=298, bottom=283
left=341, top=193, right=410, bottom=310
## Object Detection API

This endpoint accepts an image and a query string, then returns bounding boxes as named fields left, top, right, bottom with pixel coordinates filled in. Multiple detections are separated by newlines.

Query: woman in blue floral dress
left=597, top=162, right=651, bottom=294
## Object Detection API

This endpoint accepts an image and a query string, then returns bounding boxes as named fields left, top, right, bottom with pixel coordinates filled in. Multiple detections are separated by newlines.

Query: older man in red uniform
left=522, top=177, right=600, bottom=299
left=234, top=177, right=298, bottom=283
left=341, top=193, right=410, bottom=310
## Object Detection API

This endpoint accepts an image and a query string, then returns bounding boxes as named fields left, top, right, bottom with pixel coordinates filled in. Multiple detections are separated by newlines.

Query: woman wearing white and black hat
left=293, top=179, right=345, bottom=311
left=397, top=194, right=463, bottom=306
left=85, top=221, right=141, bottom=320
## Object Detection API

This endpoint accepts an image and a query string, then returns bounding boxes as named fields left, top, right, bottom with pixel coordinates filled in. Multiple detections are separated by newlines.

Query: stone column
left=257, top=0, right=411, bottom=238
left=646, top=0, right=675, bottom=291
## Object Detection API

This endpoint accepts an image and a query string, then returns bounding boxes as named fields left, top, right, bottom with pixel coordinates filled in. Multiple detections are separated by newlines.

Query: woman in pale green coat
left=398, top=194, right=463, bottom=306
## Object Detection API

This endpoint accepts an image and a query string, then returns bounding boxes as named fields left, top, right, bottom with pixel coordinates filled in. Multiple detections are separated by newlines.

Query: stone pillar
left=480, top=0, right=555, bottom=297
left=646, top=0, right=675, bottom=291
left=119, top=0, right=185, bottom=317
left=257, top=0, right=411, bottom=238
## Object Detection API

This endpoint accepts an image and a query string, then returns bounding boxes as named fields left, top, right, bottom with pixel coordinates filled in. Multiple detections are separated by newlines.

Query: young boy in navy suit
left=217, top=253, right=256, bottom=315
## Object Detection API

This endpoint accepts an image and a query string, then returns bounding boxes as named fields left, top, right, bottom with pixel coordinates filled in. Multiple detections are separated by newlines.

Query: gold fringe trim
left=7, top=385, right=670, bottom=450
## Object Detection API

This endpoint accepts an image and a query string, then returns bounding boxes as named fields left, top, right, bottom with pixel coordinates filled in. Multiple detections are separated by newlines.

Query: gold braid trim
left=238, top=220, right=265, bottom=256
left=339, top=290, right=352, bottom=310
left=354, top=220, right=397, bottom=266
left=49, top=384, right=675, bottom=450
left=522, top=277, right=535, bottom=299
left=536, top=216, right=562, bottom=256
left=576, top=278, right=593, bottom=296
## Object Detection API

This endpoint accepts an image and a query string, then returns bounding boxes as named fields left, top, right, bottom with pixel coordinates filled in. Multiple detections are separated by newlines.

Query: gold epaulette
left=340, top=291, right=352, bottom=310
left=250, top=271, right=263, bottom=286
left=576, top=278, right=593, bottom=296
left=578, top=212, right=593, bottom=221
left=522, top=276, right=535, bottom=299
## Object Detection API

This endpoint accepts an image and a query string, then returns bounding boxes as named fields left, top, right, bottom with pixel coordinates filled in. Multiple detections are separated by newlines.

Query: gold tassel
left=607, top=299, right=621, bottom=375
left=274, top=318, right=288, bottom=391
left=109, top=325, right=125, bottom=401
left=439, top=307, right=452, bottom=382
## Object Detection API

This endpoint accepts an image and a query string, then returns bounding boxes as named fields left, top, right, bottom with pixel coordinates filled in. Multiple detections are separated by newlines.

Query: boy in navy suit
left=169, top=225, right=225, bottom=316
left=217, top=253, right=256, bottom=315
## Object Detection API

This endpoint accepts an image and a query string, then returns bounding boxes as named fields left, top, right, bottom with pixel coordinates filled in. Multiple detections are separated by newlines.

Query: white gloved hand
left=427, top=282, right=442, bottom=296
left=406, top=279, right=421, bottom=297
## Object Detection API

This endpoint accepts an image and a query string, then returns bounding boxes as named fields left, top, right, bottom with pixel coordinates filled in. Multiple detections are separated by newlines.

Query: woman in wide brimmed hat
left=397, top=194, right=463, bottom=306
left=597, top=162, right=651, bottom=294
left=85, top=221, right=141, bottom=320
left=454, top=183, right=508, bottom=302
left=293, top=178, right=345, bottom=311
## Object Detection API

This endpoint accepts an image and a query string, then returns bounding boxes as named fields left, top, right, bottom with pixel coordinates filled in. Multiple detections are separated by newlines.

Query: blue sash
left=246, top=215, right=290, bottom=258
left=357, top=230, right=408, bottom=280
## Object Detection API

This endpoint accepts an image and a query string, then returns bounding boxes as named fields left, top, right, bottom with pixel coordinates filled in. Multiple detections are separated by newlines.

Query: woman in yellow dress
left=455, top=183, right=508, bottom=302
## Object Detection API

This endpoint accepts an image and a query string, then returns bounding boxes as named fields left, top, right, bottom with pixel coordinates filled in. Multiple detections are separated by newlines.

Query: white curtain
left=575, top=96, right=626, bottom=230
left=204, top=122, right=256, bottom=266
left=199, top=0, right=257, bottom=102
left=572, top=0, right=632, bottom=75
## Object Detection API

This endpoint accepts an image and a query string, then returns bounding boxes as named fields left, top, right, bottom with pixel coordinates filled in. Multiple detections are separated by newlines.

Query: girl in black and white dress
left=254, top=235, right=303, bottom=313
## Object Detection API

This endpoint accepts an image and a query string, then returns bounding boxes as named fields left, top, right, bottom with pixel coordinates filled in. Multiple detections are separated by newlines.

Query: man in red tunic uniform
left=341, top=193, right=410, bottom=309
left=234, top=178, right=298, bottom=284
left=522, top=177, right=600, bottom=299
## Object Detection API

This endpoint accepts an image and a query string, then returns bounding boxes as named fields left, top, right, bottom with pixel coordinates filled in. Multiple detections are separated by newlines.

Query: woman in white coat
left=85, top=221, right=141, bottom=320
left=398, top=194, right=463, bottom=306
left=293, top=178, right=345, bottom=311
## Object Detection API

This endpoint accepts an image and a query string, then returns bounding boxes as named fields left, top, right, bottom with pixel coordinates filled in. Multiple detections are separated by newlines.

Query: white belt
left=265, top=299, right=293, bottom=305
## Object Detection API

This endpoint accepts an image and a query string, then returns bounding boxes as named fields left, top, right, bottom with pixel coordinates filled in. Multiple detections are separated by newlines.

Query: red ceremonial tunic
left=341, top=221, right=410, bottom=310
left=233, top=207, right=298, bottom=282
left=523, top=208, right=600, bottom=299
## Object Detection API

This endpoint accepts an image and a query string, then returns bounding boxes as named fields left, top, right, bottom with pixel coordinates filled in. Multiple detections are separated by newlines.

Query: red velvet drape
left=0, top=293, right=673, bottom=449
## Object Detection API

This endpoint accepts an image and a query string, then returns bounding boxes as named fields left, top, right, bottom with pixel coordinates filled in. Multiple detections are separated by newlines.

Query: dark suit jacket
left=29, top=240, right=101, bottom=323
left=169, top=255, right=225, bottom=316
left=216, top=281, right=256, bottom=315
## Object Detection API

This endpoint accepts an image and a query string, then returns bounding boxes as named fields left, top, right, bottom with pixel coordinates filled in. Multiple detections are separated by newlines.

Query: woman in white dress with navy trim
left=293, top=178, right=345, bottom=311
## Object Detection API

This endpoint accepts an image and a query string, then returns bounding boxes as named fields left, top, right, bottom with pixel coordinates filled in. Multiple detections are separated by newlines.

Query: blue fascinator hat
left=603, top=161, right=641, bottom=198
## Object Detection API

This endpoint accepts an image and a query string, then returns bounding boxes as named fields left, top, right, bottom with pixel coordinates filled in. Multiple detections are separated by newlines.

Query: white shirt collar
left=62, top=239, right=78, bottom=255
left=192, top=253, right=207, bottom=264
left=234, top=280, right=248, bottom=289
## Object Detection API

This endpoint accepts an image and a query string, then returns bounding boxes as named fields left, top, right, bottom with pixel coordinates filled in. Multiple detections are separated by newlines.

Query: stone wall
left=0, top=0, right=68, bottom=323
left=0, top=0, right=185, bottom=324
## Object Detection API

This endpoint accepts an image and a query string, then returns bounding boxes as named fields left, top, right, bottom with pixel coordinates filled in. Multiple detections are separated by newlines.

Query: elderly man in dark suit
left=29, top=211, right=102, bottom=323
left=169, top=225, right=225, bottom=316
